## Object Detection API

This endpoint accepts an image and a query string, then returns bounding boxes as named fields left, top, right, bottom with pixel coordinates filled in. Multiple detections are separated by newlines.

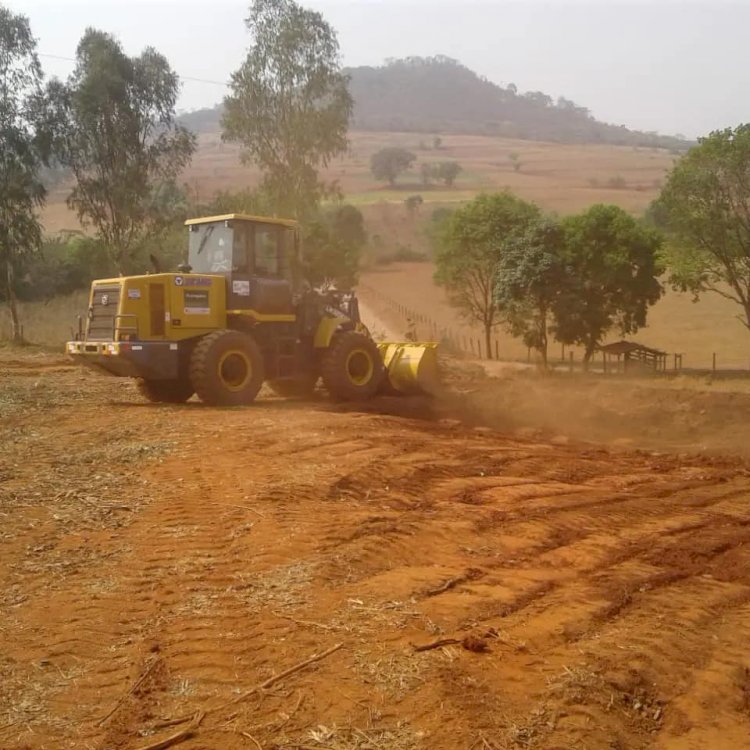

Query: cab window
left=188, top=223, right=233, bottom=274
left=208, top=239, right=232, bottom=272
left=254, top=225, right=280, bottom=276
left=232, top=223, right=250, bottom=272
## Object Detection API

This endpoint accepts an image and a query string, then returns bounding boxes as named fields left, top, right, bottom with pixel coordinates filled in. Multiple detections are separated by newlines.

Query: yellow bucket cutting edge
left=377, top=342, right=440, bottom=395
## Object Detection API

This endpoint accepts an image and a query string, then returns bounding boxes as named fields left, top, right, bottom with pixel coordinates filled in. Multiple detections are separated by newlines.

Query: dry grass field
left=21, top=127, right=747, bottom=370
left=186, top=129, right=675, bottom=214
left=25, top=132, right=724, bottom=367
left=39, top=129, right=676, bottom=234
left=359, top=262, right=750, bottom=372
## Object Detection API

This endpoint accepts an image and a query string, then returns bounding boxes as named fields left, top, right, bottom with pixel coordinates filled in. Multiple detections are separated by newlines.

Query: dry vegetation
left=359, top=261, right=750, bottom=372
left=28, top=128, right=747, bottom=372
left=0, top=291, right=88, bottom=346
left=39, top=129, right=676, bottom=234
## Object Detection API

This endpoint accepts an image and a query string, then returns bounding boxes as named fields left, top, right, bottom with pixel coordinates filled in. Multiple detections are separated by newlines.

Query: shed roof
left=597, top=340, right=666, bottom=356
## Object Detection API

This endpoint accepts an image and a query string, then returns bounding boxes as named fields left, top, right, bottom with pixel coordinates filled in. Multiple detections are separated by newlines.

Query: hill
left=178, top=56, right=689, bottom=149
left=348, top=57, right=687, bottom=148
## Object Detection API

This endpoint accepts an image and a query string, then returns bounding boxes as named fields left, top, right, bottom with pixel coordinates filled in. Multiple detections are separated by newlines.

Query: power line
left=181, top=76, right=228, bottom=87
left=38, top=52, right=229, bottom=87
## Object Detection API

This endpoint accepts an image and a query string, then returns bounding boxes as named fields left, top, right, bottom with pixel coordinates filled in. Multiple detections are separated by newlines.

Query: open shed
left=597, top=340, right=668, bottom=373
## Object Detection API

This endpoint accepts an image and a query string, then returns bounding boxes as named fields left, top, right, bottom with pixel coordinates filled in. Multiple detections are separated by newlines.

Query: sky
left=7, top=0, right=750, bottom=138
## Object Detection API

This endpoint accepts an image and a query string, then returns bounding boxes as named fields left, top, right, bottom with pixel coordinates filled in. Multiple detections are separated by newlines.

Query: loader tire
left=321, top=331, right=384, bottom=402
left=189, top=330, right=264, bottom=406
left=266, top=374, right=318, bottom=399
left=136, top=378, right=194, bottom=404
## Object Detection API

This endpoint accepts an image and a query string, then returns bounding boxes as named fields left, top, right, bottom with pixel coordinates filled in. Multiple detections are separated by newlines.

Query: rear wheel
left=321, top=331, right=384, bottom=401
left=189, top=330, right=264, bottom=406
left=136, top=378, right=194, bottom=404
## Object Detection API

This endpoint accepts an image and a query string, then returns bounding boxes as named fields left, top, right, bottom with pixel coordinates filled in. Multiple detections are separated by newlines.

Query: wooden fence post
left=712, top=352, right=717, bottom=373
left=569, top=351, right=574, bottom=373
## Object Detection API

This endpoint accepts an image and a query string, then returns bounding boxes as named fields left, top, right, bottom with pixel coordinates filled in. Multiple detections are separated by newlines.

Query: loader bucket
left=377, top=342, right=441, bottom=395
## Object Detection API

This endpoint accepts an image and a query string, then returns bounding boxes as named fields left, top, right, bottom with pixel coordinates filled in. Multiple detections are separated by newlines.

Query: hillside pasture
left=359, top=262, right=750, bottom=372
left=39, top=129, right=676, bottom=233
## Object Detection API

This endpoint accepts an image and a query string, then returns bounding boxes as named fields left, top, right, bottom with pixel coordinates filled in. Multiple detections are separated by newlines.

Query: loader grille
left=87, top=284, right=121, bottom=340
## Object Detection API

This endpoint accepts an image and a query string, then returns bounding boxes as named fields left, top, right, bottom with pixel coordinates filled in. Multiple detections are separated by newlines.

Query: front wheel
left=136, top=378, right=194, bottom=404
left=320, top=331, right=384, bottom=401
left=189, top=330, right=264, bottom=406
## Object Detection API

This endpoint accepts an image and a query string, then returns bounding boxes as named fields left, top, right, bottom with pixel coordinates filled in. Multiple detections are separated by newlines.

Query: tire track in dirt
left=3, top=364, right=750, bottom=749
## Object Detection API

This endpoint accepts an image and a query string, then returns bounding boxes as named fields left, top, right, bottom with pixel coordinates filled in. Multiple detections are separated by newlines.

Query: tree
left=302, top=204, right=366, bottom=290
left=495, top=218, right=568, bottom=367
left=223, top=0, right=352, bottom=219
left=433, top=136, right=442, bottom=150
left=556, top=204, right=663, bottom=364
left=654, top=125, right=750, bottom=330
left=420, top=162, right=435, bottom=186
left=404, top=194, right=423, bottom=216
left=197, top=187, right=272, bottom=217
left=434, top=192, right=540, bottom=359
left=370, top=147, right=416, bottom=187
left=508, top=152, right=521, bottom=172
left=328, top=203, right=366, bottom=250
left=50, top=29, right=195, bottom=273
left=524, top=91, right=553, bottom=108
left=0, top=7, right=48, bottom=342
left=436, top=161, right=461, bottom=187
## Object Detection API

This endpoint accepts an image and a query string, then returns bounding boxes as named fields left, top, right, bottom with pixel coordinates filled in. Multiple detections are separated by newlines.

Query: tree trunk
left=5, top=260, right=23, bottom=343
left=539, top=332, right=548, bottom=370
left=582, top=340, right=597, bottom=371
left=484, top=324, right=492, bottom=360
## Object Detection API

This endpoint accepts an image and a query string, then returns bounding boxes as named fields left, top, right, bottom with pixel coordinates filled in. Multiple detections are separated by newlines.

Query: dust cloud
left=427, top=359, right=750, bottom=458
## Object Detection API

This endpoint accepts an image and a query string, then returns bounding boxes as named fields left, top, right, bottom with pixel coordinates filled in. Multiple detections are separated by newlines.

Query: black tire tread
left=320, top=331, right=384, bottom=402
left=136, top=378, right=194, bottom=404
left=189, top=329, right=264, bottom=406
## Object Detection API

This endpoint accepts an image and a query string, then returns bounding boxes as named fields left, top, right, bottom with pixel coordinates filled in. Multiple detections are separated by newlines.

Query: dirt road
left=2, top=350, right=750, bottom=750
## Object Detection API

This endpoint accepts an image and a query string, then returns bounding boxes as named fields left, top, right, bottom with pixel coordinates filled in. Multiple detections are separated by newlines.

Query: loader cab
left=185, top=214, right=300, bottom=315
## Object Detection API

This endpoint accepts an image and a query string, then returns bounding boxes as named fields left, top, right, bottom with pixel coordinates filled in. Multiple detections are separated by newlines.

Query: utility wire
left=38, top=52, right=229, bottom=87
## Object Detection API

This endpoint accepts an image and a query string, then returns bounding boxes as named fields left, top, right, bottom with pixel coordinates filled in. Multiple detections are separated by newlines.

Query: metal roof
left=598, top=340, right=666, bottom=356
left=184, top=213, right=298, bottom=228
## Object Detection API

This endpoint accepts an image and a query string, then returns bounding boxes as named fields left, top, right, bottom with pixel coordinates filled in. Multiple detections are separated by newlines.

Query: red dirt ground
left=2, top=350, right=750, bottom=750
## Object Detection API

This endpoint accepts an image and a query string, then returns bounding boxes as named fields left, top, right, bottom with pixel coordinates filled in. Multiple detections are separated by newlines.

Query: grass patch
left=0, top=291, right=88, bottom=347
left=354, top=645, right=426, bottom=696
left=233, top=561, right=316, bottom=611
left=303, top=722, right=424, bottom=749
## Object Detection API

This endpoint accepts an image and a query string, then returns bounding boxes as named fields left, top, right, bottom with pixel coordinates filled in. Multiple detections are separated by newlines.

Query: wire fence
left=358, top=282, right=750, bottom=377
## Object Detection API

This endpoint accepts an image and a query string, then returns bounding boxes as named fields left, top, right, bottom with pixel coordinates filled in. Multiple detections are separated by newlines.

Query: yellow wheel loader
left=66, top=214, right=439, bottom=405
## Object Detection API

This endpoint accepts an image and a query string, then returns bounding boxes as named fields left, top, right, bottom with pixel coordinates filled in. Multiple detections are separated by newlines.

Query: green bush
left=606, top=175, right=628, bottom=189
